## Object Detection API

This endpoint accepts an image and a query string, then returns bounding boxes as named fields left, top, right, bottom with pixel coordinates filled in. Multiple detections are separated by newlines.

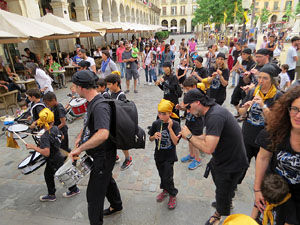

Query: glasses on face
left=185, top=103, right=191, bottom=109
left=289, top=106, right=300, bottom=115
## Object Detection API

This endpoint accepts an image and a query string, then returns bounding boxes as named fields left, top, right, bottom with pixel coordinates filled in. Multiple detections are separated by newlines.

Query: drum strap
left=116, top=91, right=125, bottom=101
left=30, top=102, right=45, bottom=118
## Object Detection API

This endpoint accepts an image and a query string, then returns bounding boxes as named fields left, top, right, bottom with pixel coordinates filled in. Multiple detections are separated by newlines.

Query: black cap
left=163, top=61, right=172, bottom=68
left=256, top=48, right=269, bottom=56
left=260, top=63, right=281, bottom=78
left=216, top=52, right=226, bottom=59
left=195, top=56, right=203, bottom=63
left=72, top=70, right=99, bottom=88
left=183, top=88, right=215, bottom=106
left=242, top=48, right=252, bottom=55
left=78, top=60, right=91, bottom=68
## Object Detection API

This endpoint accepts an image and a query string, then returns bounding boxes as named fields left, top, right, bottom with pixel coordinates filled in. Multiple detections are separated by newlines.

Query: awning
left=0, top=30, right=28, bottom=44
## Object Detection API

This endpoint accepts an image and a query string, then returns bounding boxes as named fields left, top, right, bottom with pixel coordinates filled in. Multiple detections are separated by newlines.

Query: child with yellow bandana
left=148, top=99, right=181, bottom=210
left=26, top=108, right=80, bottom=202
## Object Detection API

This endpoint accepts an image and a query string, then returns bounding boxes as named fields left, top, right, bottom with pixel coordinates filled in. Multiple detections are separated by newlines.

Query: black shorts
left=126, top=69, right=139, bottom=80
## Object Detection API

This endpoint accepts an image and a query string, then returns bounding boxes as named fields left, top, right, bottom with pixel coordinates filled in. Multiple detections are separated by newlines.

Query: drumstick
left=157, top=120, right=163, bottom=150
left=247, top=85, right=261, bottom=112
left=12, top=131, right=27, bottom=145
left=17, top=132, right=41, bottom=136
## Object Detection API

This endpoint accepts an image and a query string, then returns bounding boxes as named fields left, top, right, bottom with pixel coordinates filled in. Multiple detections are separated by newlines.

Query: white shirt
left=85, top=57, right=96, bottom=72
left=286, top=46, right=298, bottom=70
left=93, top=50, right=102, bottom=57
left=35, top=68, right=53, bottom=93
left=248, top=43, right=256, bottom=53
left=170, top=44, right=176, bottom=52
left=143, top=51, right=152, bottom=66
left=279, top=72, right=290, bottom=90
left=218, top=46, right=229, bottom=56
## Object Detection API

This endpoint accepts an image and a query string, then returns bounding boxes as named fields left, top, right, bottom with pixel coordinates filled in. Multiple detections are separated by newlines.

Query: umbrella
left=79, top=20, right=122, bottom=33
left=161, top=26, right=168, bottom=30
left=227, top=24, right=234, bottom=27
left=0, top=30, right=27, bottom=44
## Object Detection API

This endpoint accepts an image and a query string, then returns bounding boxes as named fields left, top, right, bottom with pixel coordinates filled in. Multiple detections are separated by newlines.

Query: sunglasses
left=185, top=103, right=191, bottom=109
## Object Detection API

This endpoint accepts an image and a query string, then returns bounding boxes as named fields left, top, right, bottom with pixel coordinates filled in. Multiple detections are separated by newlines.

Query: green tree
left=283, top=4, right=295, bottom=22
left=296, top=2, right=300, bottom=15
left=260, top=7, right=271, bottom=24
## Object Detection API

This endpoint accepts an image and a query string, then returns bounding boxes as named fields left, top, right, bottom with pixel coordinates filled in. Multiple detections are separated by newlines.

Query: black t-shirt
left=85, top=94, right=115, bottom=158
left=185, top=113, right=204, bottom=136
left=148, top=119, right=181, bottom=162
left=241, top=88, right=282, bottom=145
left=256, top=198, right=298, bottom=225
left=207, top=67, right=229, bottom=104
left=204, top=104, right=248, bottom=173
left=238, top=60, right=256, bottom=86
left=52, top=103, right=68, bottom=133
left=40, top=126, right=64, bottom=168
left=256, top=129, right=300, bottom=202
left=0, top=70, right=11, bottom=83
left=29, top=52, right=37, bottom=63
left=101, top=91, right=110, bottom=99
left=193, top=67, right=207, bottom=82
left=158, top=73, right=179, bottom=104
left=31, top=101, right=45, bottom=122
left=232, top=50, right=241, bottom=66
left=267, top=42, right=275, bottom=57
left=111, top=90, right=126, bottom=101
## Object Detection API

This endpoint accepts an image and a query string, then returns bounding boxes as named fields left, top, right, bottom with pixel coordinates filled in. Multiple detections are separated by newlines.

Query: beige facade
left=1, top=0, right=161, bottom=61
left=160, top=0, right=198, bottom=33
left=254, top=0, right=299, bottom=27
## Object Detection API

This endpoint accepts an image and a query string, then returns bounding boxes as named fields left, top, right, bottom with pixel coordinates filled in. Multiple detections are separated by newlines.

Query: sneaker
left=121, top=157, right=133, bottom=170
left=181, top=154, right=194, bottom=163
left=188, top=159, right=202, bottom=170
left=211, top=201, right=234, bottom=209
left=63, top=188, right=80, bottom=198
left=103, top=206, right=123, bottom=217
left=124, top=90, right=130, bottom=94
left=116, top=155, right=121, bottom=163
left=148, top=82, right=153, bottom=85
left=168, top=196, right=177, bottom=209
left=134, top=89, right=138, bottom=93
left=40, top=195, right=56, bottom=202
left=156, top=190, right=168, bottom=202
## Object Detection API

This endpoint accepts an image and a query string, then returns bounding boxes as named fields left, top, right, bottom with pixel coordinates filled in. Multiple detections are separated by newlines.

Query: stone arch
left=136, top=9, right=139, bottom=23
left=161, top=19, right=168, bottom=28
left=119, top=3, right=125, bottom=22
left=270, top=15, right=277, bottom=23
left=131, top=8, right=135, bottom=23
left=179, top=18, right=187, bottom=33
left=111, top=0, right=118, bottom=22
left=125, top=5, right=130, bottom=22
left=102, top=0, right=110, bottom=22
left=170, top=19, right=177, bottom=33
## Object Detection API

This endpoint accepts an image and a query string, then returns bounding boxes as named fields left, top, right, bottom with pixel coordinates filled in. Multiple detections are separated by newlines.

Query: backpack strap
left=116, top=91, right=125, bottom=100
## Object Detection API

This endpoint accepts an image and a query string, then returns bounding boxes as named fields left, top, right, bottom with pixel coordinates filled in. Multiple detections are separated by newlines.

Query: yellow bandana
left=253, top=84, right=277, bottom=101
left=263, top=193, right=291, bottom=225
left=37, top=108, right=54, bottom=130
left=223, top=214, right=258, bottom=225
left=197, top=78, right=211, bottom=93
left=157, top=99, right=179, bottom=119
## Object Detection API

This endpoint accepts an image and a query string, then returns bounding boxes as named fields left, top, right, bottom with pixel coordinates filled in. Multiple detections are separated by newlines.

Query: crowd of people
left=2, top=30, right=300, bottom=225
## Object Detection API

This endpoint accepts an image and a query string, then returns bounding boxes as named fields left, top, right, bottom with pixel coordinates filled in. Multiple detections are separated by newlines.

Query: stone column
left=90, top=9, right=103, bottom=22
left=50, top=0, right=70, bottom=19
left=187, top=17, right=192, bottom=33
left=74, top=0, right=88, bottom=21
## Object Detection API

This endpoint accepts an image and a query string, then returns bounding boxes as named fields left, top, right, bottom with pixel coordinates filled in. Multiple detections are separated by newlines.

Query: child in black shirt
left=43, top=92, right=70, bottom=152
left=26, top=108, right=79, bottom=201
left=96, top=78, right=110, bottom=99
left=105, top=74, right=132, bottom=170
left=26, top=89, right=45, bottom=126
left=148, top=99, right=181, bottom=210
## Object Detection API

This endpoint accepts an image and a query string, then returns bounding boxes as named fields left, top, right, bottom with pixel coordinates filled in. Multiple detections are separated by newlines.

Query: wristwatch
left=186, top=133, right=193, bottom=141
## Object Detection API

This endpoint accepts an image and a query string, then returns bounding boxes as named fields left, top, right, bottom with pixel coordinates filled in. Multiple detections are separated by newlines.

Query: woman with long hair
left=238, top=64, right=283, bottom=184
left=161, top=44, right=175, bottom=66
left=254, top=86, right=300, bottom=221
left=206, top=53, right=229, bottom=105
left=142, top=45, right=153, bottom=85
left=99, top=50, right=117, bottom=78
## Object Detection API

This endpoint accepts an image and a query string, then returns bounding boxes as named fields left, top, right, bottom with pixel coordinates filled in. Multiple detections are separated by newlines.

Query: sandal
left=205, top=214, right=221, bottom=225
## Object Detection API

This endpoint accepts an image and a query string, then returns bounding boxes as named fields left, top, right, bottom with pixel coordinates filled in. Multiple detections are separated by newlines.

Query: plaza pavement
left=0, top=34, right=256, bottom=225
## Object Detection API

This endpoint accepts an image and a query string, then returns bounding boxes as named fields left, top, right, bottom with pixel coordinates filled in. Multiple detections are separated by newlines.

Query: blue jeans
left=149, top=69, right=157, bottom=82
left=232, top=71, right=236, bottom=86
left=119, top=62, right=126, bottom=78
left=144, top=65, right=152, bottom=83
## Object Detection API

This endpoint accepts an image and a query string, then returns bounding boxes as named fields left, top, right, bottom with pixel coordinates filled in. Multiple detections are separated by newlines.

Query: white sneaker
left=148, top=82, right=152, bottom=85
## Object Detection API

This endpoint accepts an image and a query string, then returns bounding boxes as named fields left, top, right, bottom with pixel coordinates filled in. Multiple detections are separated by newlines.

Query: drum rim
left=18, top=152, right=44, bottom=169
left=8, top=124, right=28, bottom=132
left=20, top=158, right=47, bottom=175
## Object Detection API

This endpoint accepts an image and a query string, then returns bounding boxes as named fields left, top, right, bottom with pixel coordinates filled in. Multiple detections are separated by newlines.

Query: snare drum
left=55, top=154, right=93, bottom=189
left=8, top=124, right=29, bottom=139
left=18, top=151, right=46, bottom=175
left=69, top=98, right=87, bottom=115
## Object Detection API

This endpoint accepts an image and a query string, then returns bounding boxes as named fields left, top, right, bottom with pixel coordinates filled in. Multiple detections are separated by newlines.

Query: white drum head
left=8, top=124, right=28, bottom=133
left=69, top=98, right=87, bottom=107
left=55, top=159, right=73, bottom=176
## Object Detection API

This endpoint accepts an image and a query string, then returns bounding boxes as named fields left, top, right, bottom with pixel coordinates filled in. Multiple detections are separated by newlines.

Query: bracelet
left=253, top=189, right=261, bottom=192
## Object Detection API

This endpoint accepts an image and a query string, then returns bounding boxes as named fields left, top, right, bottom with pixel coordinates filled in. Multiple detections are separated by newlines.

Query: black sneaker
left=211, top=201, right=234, bottom=209
left=103, top=207, right=123, bottom=217
left=120, top=157, right=133, bottom=170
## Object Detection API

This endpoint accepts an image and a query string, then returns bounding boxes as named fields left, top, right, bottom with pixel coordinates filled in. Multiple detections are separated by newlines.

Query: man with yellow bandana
left=148, top=99, right=181, bottom=210
left=26, top=108, right=80, bottom=202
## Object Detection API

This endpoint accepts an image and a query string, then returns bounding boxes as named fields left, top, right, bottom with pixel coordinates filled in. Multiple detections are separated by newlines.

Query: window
left=254, top=2, right=259, bottom=12
left=161, top=0, right=166, bottom=4
left=192, top=0, right=197, bottom=2
left=285, top=1, right=292, bottom=10
left=273, top=2, right=279, bottom=10
left=171, top=0, right=177, bottom=4
left=264, top=2, right=268, bottom=9
left=162, top=7, right=167, bottom=15
left=180, top=6, right=185, bottom=15
left=192, top=5, right=197, bottom=13
left=180, top=0, right=186, bottom=3
left=171, top=6, right=177, bottom=15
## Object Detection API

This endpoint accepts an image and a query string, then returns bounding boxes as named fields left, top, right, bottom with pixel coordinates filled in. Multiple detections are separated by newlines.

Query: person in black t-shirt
left=22, top=48, right=37, bottom=63
left=190, top=56, right=207, bottom=82
left=254, top=86, right=300, bottom=221
left=181, top=88, right=248, bottom=225
left=207, top=53, right=229, bottom=105
left=231, top=42, right=242, bottom=87
left=148, top=99, right=181, bottom=210
left=156, top=61, right=180, bottom=123
left=96, top=78, right=110, bottom=99
left=266, top=35, right=276, bottom=59
left=43, top=92, right=70, bottom=152
left=70, top=70, right=122, bottom=225
left=26, top=108, right=79, bottom=201
left=105, top=74, right=132, bottom=170
left=27, top=89, right=45, bottom=126
left=253, top=174, right=298, bottom=225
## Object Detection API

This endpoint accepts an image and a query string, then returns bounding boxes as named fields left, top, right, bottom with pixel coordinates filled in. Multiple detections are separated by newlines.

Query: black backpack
left=85, top=95, right=146, bottom=150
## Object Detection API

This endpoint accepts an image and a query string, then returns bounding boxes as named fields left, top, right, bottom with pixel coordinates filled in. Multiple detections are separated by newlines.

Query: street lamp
left=242, top=0, right=252, bottom=43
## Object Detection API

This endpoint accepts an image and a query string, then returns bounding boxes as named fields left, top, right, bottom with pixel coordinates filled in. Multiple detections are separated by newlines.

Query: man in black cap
left=78, top=60, right=91, bottom=71
left=180, top=88, right=248, bottom=225
left=69, top=70, right=123, bottom=225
